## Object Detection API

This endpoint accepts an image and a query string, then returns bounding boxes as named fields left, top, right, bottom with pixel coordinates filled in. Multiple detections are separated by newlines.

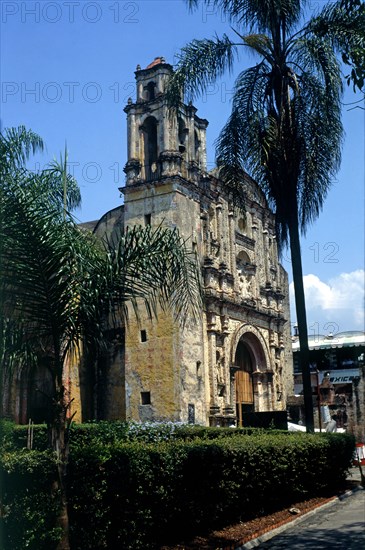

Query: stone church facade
left=83, top=57, right=293, bottom=427
left=3, top=58, right=293, bottom=427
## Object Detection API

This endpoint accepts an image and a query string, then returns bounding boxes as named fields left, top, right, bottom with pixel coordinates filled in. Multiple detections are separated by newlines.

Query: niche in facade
left=236, top=250, right=251, bottom=271
left=237, top=217, right=247, bottom=233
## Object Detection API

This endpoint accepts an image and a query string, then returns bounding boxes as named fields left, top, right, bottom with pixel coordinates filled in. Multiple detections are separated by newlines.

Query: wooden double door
left=235, top=342, right=254, bottom=426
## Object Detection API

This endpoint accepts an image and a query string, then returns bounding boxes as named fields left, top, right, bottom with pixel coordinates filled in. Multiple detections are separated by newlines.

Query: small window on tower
left=141, top=391, right=151, bottom=405
left=140, top=330, right=147, bottom=342
left=144, top=213, right=151, bottom=226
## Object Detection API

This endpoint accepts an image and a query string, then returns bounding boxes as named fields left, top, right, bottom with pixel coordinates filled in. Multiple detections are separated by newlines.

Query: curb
left=236, top=485, right=364, bottom=549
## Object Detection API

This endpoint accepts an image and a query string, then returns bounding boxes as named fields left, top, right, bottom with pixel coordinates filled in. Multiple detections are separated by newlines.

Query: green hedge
left=0, top=430, right=355, bottom=550
left=67, top=432, right=354, bottom=549
left=0, top=420, right=49, bottom=451
left=1, top=419, right=279, bottom=452
left=0, top=450, right=61, bottom=549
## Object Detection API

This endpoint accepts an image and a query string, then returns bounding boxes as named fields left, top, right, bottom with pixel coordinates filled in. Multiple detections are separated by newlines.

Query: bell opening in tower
left=142, top=116, right=159, bottom=181
left=146, top=81, right=156, bottom=101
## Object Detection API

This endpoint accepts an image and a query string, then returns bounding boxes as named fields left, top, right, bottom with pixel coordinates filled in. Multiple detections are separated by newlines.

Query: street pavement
left=241, top=468, right=365, bottom=549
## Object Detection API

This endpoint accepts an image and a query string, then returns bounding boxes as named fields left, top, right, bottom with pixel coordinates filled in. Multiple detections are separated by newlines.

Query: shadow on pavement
left=259, top=522, right=364, bottom=548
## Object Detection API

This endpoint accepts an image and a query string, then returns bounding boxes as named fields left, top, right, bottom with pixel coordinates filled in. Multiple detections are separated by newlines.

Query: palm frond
left=1, top=175, right=105, bottom=375
left=289, top=34, right=343, bottom=233
left=0, top=126, right=44, bottom=175
left=186, top=1, right=305, bottom=33
left=215, top=63, right=273, bottom=206
left=292, top=34, right=343, bottom=99
left=241, top=33, right=275, bottom=63
left=166, top=34, right=237, bottom=106
left=45, top=148, right=82, bottom=213
left=214, top=11, right=346, bottom=248
left=0, top=318, right=38, bottom=380
left=294, top=77, right=342, bottom=232
left=107, top=225, right=203, bottom=327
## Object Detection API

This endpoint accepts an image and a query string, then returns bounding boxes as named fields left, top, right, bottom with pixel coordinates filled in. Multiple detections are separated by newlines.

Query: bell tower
left=123, top=57, right=208, bottom=187
left=119, top=57, right=211, bottom=425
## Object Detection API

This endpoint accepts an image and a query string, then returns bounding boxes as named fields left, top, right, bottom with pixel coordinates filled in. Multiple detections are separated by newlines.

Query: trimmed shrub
left=0, top=450, right=61, bottom=550
left=0, top=420, right=48, bottom=451
left=0, top=425, right=355, bottom=549
left=67, top=431, right=354, bottom=549
left=1, top=420, right=277, bottom=452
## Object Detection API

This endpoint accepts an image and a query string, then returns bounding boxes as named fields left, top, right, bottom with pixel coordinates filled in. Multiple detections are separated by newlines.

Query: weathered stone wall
left=122, top=179, right=209, bottom=424
left=124, top=311, right=179, bottom=422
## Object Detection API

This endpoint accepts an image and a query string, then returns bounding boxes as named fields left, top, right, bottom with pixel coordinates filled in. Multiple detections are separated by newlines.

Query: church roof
left=145, top=57, right=166, bottom=69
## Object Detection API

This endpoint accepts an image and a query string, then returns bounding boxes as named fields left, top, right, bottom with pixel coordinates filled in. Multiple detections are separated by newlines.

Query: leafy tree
left=321, top=0, right=365, bottom=93
left=167, top=0, right=364, bottom=431
left=0, top=127, right=202, bottom=549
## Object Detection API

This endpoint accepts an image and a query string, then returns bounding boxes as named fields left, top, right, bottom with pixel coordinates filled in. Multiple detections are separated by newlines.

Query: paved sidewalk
left=240, top=468, right=365, bottom=549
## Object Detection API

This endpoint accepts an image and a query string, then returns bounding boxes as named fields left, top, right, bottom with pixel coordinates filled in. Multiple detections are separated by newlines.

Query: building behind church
left=289, top=331, right=365, bottom=440
left=3, top=58, right=294, bottom=428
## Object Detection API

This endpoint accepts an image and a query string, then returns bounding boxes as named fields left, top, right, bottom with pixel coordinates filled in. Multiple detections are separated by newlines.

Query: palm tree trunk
left=288, top=215, right=314, bottom=433
left=50, top=384, right=70, bottom=550
left=54, top=467, right=70, bottom=550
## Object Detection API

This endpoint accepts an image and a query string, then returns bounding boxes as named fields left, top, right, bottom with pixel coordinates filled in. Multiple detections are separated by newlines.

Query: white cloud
left=289, top=270, right=365, bottom=332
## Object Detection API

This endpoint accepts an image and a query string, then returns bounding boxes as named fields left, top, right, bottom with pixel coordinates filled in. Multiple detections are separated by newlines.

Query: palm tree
left=166, top=0, right=364, bottom=432
left=0, top=127, right=202, bottom=549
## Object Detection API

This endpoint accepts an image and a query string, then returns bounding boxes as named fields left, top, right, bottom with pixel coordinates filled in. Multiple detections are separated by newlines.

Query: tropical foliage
left=167, top=0, right=365, bottom=431
left=0, top=126, right=202, bottom=549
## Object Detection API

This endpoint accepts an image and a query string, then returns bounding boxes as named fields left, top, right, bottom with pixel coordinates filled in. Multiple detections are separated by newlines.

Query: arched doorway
left=234, top=341, right=254, bottom=426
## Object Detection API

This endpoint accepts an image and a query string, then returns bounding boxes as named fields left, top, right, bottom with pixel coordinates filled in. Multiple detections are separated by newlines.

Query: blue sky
left=1, top=0, right=364, bottom=334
